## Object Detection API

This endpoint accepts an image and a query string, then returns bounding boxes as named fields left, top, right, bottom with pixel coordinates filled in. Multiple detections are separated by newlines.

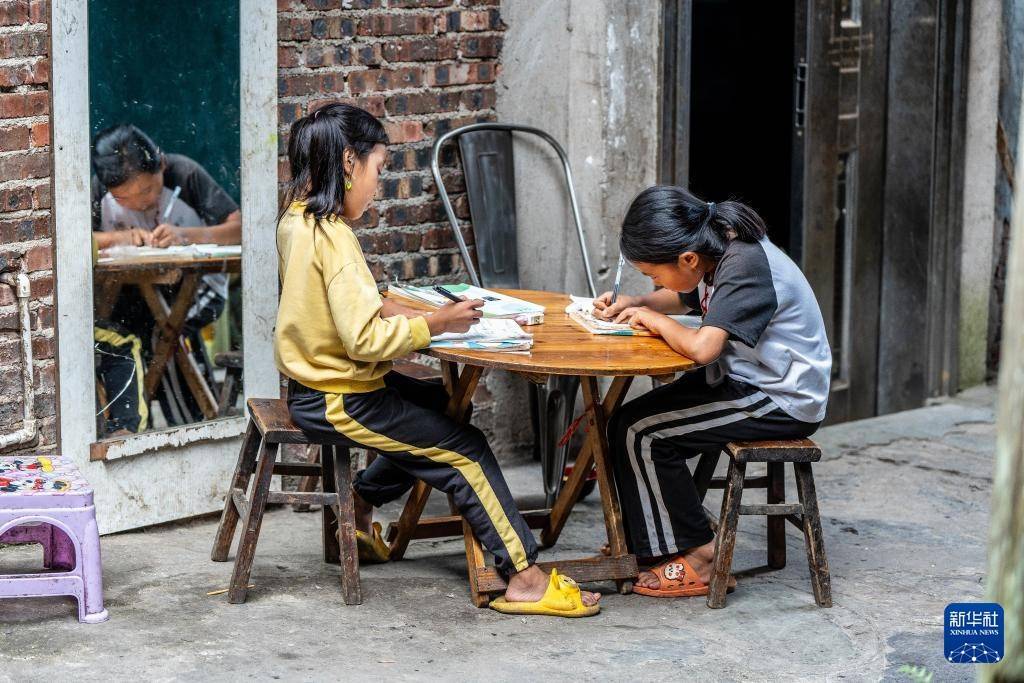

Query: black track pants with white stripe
left=607, top=371, right=821, bottom=559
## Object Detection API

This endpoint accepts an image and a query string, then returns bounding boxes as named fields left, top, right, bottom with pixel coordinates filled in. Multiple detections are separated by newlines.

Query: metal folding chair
left=430, top=122, right=596, bottom=505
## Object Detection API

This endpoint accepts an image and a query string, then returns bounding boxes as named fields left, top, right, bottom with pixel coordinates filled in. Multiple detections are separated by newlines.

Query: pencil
left=162, top=186, right=181, bottom=222
left=610, top=254, right=625, bottom=305
left=433, top=285, right=463, bottom=303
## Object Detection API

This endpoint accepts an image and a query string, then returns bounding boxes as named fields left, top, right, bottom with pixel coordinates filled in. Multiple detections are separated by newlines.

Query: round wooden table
left=424, top=289, right=696, bottom=377
left=387, top=289, right=697, bottom=606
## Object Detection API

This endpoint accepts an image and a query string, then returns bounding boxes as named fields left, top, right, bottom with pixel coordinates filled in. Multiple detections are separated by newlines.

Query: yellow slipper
left=489, top=569, right=600, bottom=618
left=355, top=522, right=390, bottom=564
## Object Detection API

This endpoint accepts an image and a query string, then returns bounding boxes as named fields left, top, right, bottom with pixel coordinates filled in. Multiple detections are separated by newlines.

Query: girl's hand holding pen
left=426, top=298, right=486, bottom=335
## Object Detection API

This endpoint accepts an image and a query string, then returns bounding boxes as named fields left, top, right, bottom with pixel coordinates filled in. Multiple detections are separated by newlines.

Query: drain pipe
left=0, top=271, right=37, bottom=451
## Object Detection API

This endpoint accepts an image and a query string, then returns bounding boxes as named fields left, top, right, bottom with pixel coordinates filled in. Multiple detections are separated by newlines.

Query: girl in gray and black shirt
left=594, top=185, right=831, bottom=598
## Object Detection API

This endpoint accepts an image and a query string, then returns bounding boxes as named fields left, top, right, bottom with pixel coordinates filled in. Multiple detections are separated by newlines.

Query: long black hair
left=92, top=124, right=163, bottom=189
left=280, top=102, right=388, bottom=223
left=620, top=185, right=766, bottom=264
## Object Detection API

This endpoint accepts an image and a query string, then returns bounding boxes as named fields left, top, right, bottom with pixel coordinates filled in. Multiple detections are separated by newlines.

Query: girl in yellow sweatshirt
left=274, top=103, right=599, bottom=616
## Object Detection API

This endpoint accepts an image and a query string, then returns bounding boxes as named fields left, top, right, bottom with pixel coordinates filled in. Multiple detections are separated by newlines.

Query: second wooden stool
left=694, top=438, right=832, bottom=609
left=210, top=398, right=361, bottom=605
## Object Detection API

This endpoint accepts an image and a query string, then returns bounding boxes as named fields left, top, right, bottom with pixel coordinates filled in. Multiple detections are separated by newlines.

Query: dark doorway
left=687, top=0, right=796, bottom=253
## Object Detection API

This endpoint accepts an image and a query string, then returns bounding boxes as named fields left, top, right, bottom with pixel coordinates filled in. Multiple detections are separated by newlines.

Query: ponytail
left=620, top=185, right=766, bottom=264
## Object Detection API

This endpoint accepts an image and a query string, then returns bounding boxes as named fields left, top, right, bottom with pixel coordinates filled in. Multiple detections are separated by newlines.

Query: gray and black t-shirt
left=681, top=237, right=832, bottom=423
left=91, top=153, right=238, bottom=231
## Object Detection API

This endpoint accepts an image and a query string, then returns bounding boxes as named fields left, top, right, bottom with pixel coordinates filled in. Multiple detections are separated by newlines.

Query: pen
left=610, top=254, right=625, bottom=305
left=162, top=186, right=181, bottom=222
left=433, top=285, right=463, bottom=303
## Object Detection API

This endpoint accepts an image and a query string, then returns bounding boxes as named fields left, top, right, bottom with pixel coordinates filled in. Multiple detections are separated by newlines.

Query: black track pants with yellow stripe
left=94, top=323, right=148, bottom=435
left=287, top=371, right=538, bottom=575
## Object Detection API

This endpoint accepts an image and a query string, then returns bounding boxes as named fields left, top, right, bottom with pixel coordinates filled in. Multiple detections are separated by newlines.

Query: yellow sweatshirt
left=274, top=202, right=432, bottom=393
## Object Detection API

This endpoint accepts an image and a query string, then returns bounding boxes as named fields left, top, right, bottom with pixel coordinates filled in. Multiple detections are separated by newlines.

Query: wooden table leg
left=139, top=275, right=200, bottom=401
left=173, top=343, right=220, bottom=419
left=579, top=376, right=634, bottom=593
left=542, top=375, right=632, bottom=547
left=93, top=275, right=124, bottom=320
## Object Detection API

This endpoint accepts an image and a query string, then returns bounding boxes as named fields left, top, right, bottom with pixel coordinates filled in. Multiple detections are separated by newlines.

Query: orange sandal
left=632, top=555, right=733, bottom=598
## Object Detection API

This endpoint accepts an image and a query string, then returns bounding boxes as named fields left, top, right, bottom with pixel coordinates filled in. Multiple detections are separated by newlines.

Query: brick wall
left=277, top=0, right=503, bottom=284
left=0, top=0, right=54, bottom=456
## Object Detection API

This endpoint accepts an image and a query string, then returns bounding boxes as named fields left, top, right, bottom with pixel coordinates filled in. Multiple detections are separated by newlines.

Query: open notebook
left=388, top=283, right=545, bottom=325
left=430, top=318, right=533, bottom=352
left=566, top=296, right=702, bottom=336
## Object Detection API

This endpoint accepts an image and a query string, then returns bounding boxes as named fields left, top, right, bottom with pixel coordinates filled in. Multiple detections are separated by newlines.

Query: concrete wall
left=988, top=0, right=1024, bottom=379
left=483, top=0, right=661, bottom=457
left=497, top=0, right=659, bottom=298
left=959, top=0, right=1001, bottom=388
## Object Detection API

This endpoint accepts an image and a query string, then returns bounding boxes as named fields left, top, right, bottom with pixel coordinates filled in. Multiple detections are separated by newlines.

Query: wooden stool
left=210, top=398, right=361, bottom=605
left=695, top=438, right=831, bottom=609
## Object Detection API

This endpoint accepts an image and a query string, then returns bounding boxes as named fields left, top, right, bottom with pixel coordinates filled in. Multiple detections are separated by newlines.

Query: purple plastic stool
left=0, top=455, right=108, bottom=623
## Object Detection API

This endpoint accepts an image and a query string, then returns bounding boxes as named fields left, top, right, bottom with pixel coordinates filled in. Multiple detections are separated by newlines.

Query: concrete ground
left=0, top=386, right=997, bottom=682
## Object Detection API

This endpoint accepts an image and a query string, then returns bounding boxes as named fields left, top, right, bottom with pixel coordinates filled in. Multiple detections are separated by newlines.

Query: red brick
left=0, top=151, right=49, bottom=180
left=278, top=17, right=312, bottom=41
left=384, top=201, right=444, bottom=228
left=31, top=335, right=54, bottom=361
left=0, top=214, right=50, bottom=246
left=348, top=67, right=424, bottom=94
left=426, top=62, right=496, bottom=87
left=32, top=183, right=49, bottom=209
left=390, top=0, right=453, bottom=6
left=382, top=37, right=456, bottom=63
left=0, top=124, right=30, bottom=151
left=279, top=71, right=345, bottom=97
left=383, top=119, right=424, bottom=144
left=29, top=272, right=51, bottom=297
left=0, top=186, right=33, bottom=213
left=28, top=0, right=46, bottom=24
left=0, top=31, right=47, bottom=58
left=0, top=1, right=29, bottom=26
left=277, top=0, right=297, bottom=10
left=424, top=113, right=493, bottom=138
left=421, top=225, right=457, bottom=250
left=305, top=0, right=380, bottom=8
left=357, top=14, right=435, bottom=37
left=24, top=243, right=50, bottom=271
left=311, top=16, right=356, bottom=39
left=0, top=90, right=48, bottom=118
left=26, top=90, right=47, bottom=115
left=446, top=9, right=499, bottom=32
left=385, top=91, right=460, bottom=116
left=358, top=229, right=421, bottom=255
left=29, top=120, right=47, bottom=147
left=278, top=45, right=300, bottom=68
left=460, top=87, right=496, bottom=111
left=379, top=174, right=424, bottom=200
left=350, top=206, right=379, bottom=229
left=0, top=58, right=48, bottom=87
left=459, top=34, right=501, bottom=58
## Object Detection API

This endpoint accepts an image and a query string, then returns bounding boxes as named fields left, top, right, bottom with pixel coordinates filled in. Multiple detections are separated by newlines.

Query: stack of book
left=429, top=318, right=533, bottom=352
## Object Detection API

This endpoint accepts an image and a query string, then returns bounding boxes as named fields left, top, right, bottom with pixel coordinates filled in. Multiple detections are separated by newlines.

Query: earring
left=344, top=178, right=353, bottom=191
